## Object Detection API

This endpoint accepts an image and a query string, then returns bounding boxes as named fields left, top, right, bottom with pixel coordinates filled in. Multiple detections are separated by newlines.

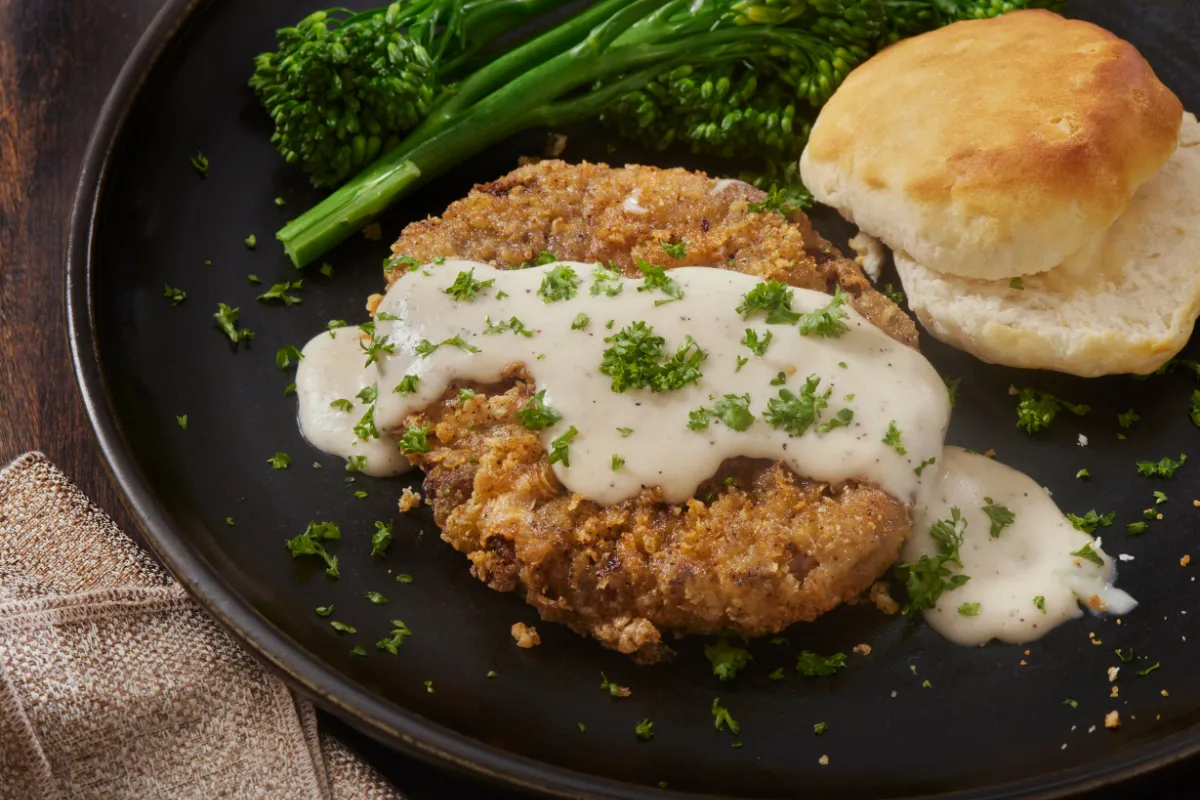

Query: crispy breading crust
left=390, top=161, right=916, bottom=661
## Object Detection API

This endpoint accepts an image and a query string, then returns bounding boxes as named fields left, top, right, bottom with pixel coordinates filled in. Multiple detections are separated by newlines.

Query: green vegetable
left=590, top=263, right=624, bottom=297
left=796, top=650, right=846, bottom=677
left=704, top=633, right=752, bottom=682
left=981, top=498, right=1014, bottom=538
left=767, top=667, right=785, bottom=680
left=883, top=284, right=906, bottom=306
left=881, top=421, right=906, bottom=455
left=423, top=680, right=435, bottom=693
left=315, top=605, right=334, bottom=616
left=1034, top=595, right=1046, bottom=613
left=538, top=264, right=581, bottom=302
left=914, top=457, right=936, bottom=477
left=444, top=268, right=494, bottom=301
left=396, top=573, right=413, bottom=584
left=797, top=286, right=849, bottom=338
left=1116, top=648, right=1136, bottom=663
left=894, top=508, right=970, bottom=613
left=415, top=334, right=480, bottom=358
left=816, top=407, right=854, bottom=434
left=1008, top=277, right=1023, bottom=290
left=957, top=602, right=981, bottom=617
left=268, top=452, right=292, bottom=469
left=257, top=281, right=302, bottom=306
left=693, top=394, right=755, bottom=432
left=1127, top=521, right=1148, bottom=535
left=517, top=390, right=562, bottom=430
left=399, top=425, right=431, bottom=454
left=1014, top=388, right=1090, bottom=434
left=1063, top=698, right=1078, bottom=709
left=190, top=152, right=209, bottom=176
left=611, top=454, right=625, bottom=471
left=285, top=520, right=342, bottom=578
left=617, top=427, right=634, bottom=437
left=276, top=345, right=304, bottom=370
left=548, top=426, right=578, bottom=466
left=376, top=620, right=413, bottom=654
left=741, top=329, right=772, bottom=357
left=660, top=239, right=686, bottom=259
left=1076, top=469, right=1090, bottom=480
left=458, top=387, right=476, bottom=405
left=943, top=377, right=961, bottom=407
left=634, top=719, right=655, bottom=741
left=711, top=698, right=739, bottom=736
left=164, top=285, right=187, bottom=306
left=1136, top=454, right=1187, bottom=479
left=1070, top=541, right=1103, bottom=566
left=635, top=259, right=683, bottom=305
left=599, top=672, right=628, bottom=698
left=244, top=234, right=258, bottom=250
left=213, top=303, right=255, bottom=345
left=394, top=375, right=420, bottom=394
left=763, top=375, right=829, bottom=436
left=1066, top=509, right=1114, bottom=534
left=571, top=313, right=590, bottom=330
left=371, top=520, right=393, bottom=557
left=366, top=591, right=388, bottom=604
left=346, top=455, right=367, bottom=472
left=330, top=620, right=357, bottom=635
left=599, top=322, right=707, bottom=393
left=737, top=280, right=801, bottom=325
left=813, top=722, right=828, bottom=735
left=176, top=415, right=188, bottom=430
left=1119, top=409, right=1141, bottom=429
left=1137, top=662, right=1161, bottom=677
left=483, top=315, right=535, bottom=337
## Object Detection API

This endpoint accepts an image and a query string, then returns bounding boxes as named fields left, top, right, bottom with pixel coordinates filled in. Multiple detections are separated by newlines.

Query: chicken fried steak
left=385, top=161, right=918, bottom=662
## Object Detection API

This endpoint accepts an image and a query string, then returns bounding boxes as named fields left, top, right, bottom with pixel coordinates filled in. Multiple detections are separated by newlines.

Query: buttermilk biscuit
left=800, top=10, right=1182, bottom=281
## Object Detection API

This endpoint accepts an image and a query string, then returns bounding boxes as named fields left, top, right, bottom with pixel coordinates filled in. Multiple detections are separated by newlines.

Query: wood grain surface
left=0, top=1, right=1191, bottom=797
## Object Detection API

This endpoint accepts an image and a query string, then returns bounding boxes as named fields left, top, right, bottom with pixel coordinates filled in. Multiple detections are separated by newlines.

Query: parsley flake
left=1137, top=662, right=1161, bottom=677
left=164, top=285, right=187, bottom=306
left=330, top=399, right=353, bottom=412
left=617, top=427, right=634, bottom=437
left=958, top=602, right=981, bottom=616
left=882, top=421, right=906, bottom=455
left=394, top=375, right=420, bottom=394
left=376, top=621, right=412, bottom=654
left=268, top=452, right=291, bottom=469
left=366, top=591, right=388, bottom=605
left=285, top=521, right=341, bottom=578
left=190, top=152, right=209, bottom=176
left=1009, top=277, right=1024, bottom=290
left=1076, top=469, right=1091, bottom=480
left=659, top=239, right=687, bottom=259
left=257, top=281, right=302, bottom=306
left=711, top=698, right=740, bottom=736
left=764, top=375, right=830, bottom=436
left=767, top=667, right=785, bottom=681
left=176, top=415, right=188, bottom=430
left=399, top=425, right=431, bottom=455
left=796, top=651, right=847, bottom=677
left=1034, top=595, right=1046, bottom=613
left=944, top=377, right=962, bottom=407
left=741, top=329, right=773, bottom=357
left=415, top=334, right=480, bottom=358
left=516, top=390, right=562, bottom=430
left=1070, top=541, right=1104, bottom=566
left=636, top=260, right=683, bottom=305
left=276, top=345, right=303, bottom=370
left=748, top=183, right=804, bottom=216
left=371, top=520, right=393, bottom=557
left=590, top=263, right=624, bottom=297
left=330, top=621, right=356, bottom=635
left=634, top=719, right=655, bottom=741
left=1119, top=409, right=1141, bottom=429
left=571, top=313, right=590, bottom=330
left=1014, top=388, right=1090, bottom=434
left=537, top=265, right=581, bottom=302
left=1127, top=521, right=1148, bottom=535
left=895, top=508, right=970, bottom=613
left=599, top=322, right=707, bottom=393
left=548, top=426, right=578, bottom=467
left=213, top=303, right=254, bottom=345
left=1067, top=509, right=1114, bottom=533
left=1063, top=698, right=1078, bottom=709
left=396, top=574, right=413, bottom=584
left=1137, top=454, right=1187, bottom=479
left=612, top=454, right=625, bottom=471
left=315, top=605, right=334, bottom=617
left=797, top=286, right=850, bottom=338
left=705, top=633, right=752, bottom=682
left=737, top=280, right=801, bottom=325
left=982, top=499, right=1015, bottom=537
left=915, top=457, right=937, bottom=477
left=345, top=455, right=367, bottom=472
left=444, top=268, right=494, bottom=302
left=813, top=722, right=829, bottom=736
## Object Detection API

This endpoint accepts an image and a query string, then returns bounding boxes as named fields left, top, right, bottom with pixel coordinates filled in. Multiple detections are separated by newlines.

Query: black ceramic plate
left=67, top=1, right=1200, bottom=797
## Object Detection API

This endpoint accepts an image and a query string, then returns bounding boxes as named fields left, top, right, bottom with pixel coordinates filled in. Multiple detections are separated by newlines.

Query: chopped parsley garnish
left=922, top=679, right=932, bottom=689
left=384, top=253, right=420, bottom=272
left=243, top=234, right=257, bottom=249
left=415, top=334, right=480, bottom=358
left=736, top=280, right=801, bottom=325
left=213, top=303, right=255, bottom=345
left=267, top=452, right=291, bottom=469
left=1191, top=391, right=1200, bottom=429
left=345, top=455, right=367, bottom=472
left=399, top=425, right=432, bottom=455
left=1034, top=595, right=1046, bottom=613
left=634, top=719, right=655, bottom=741
left=424, top=680, right=435, bottom=693
left=487, top=670, right=498, bottom=679
left=1116, top=648, right=1136, bottom=663
left=882, top=421, right=906, bottom=455
left=1137, top=662, right=1161, bottom=677
left=599, top=672, right=628, bottom=698
left=611, top=454, right=625, bottom=471
left=741, top=329, right=773, bottom=357
left=797, top=286, right=850, bottom=338
left=482, top=315, right=534, bottom=337
left=882, top=283, right=905, bottom=305
left=163, top=285, right=187, bottom=306
left=659, top=239, right=687, bottom=259
left=815, top=407, right=853, bottom=434
left=326, top=320, right=347, bottom=338
left=599, top=322, right=707, bottom=393
left=1009, top=277, right=1024, bottom=290
left=444, top=268, right=494, bottom=301
left=1014, top=388, right=1091, bottom=434
left=1119, top=409, right=1141, bottom=429
left=330, top=399, right=354, bottom=412
left=1136, top=453, right=1187, bottom=479
left=748, top=183, right=802, bottom=216
left=355, top=384, right=378, bottom=404
left=982, top=498, right=1015, bottom=538
left=350, top=646, right=367, bottom=657
left=353, top=406, right=378, bottom=440
left=1155, top=491, right=1168, bottom=505
left=764, top=375, right=829, bottom=436
left=617, top=427, right=634, bottom=437
left=257, top=281, right=302, bottom=306
left=769, top=371, right=787, bottom=386
left=376, top=620, right=412, bottom=654
left=895, top=508, right=970, bottom=613
left=944, top=377, right=961, bottom=407
left=692, top=394, right=755, bottom=432
left=767, top=667, right=785, bottom=681
left=1070, top=541, right=1104, bottom=566
left=358, top=321, right=396, bottom=366
left=274, top=196, right=285, bottom=206
left=225, top=517, right=235, bottom=526
left=770, top=636, right=788, bottom=646
left=354, top=490, right=368, bottom=499
left=711, top=698, right=740, bottom=736
left=396, top=574, right=413, bottom=584
left=635, top=260, right=683, bottom=305
left=394, top=375, right=420, bottom=394
left=190, top=152, right=209, bottom=176
left=458, top=387, right=476, bottom=405
left=813, top=722, right=829, bottom=735
left=285, top=521, right=341, bottom=578
left=319, top=262, right=334, bottom=278
left=1066, top=509, right=1114, bottom=533
left=330, top=621, right=356, bottom=635
left=547, top=426, right=578, bottom=466
left=315, top=605, right=334, bottom=616
left=1076, top=469, right=1091, bottom=480
left=366, top=591, right=388, bottom=605
left=537, top=264, right=581, bottom=302
left=958, top=602, right=981, bottom=617
left=571, top=313, right=590, bottom=330
left=176, top=415, right=188, bottom=430
left=1127, top=521, right=1148, bottom=535
left=517, top=390, right=562, bottom=430
left=915, top=457, right=937, bottom=477
left=1063, top=698, right=1078, bottom=709
left=371, top=520, right=393, bottom=557
left=528, top=251, right=558, bottom=267
left=704, top=633, right=752, bottom=682
left=590, top=263, right=624, bottom=297
left=735, top=355, right=749, bottom=372
left=248, top=274, right=261, bottom=284
left=796, top=651, right=847, bottom=677
left=275, top=345, right=303, bottom=370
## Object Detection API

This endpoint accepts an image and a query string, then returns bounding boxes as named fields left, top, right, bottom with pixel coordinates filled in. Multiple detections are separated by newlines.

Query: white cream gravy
left=905, top=447, right=1136, bottom=646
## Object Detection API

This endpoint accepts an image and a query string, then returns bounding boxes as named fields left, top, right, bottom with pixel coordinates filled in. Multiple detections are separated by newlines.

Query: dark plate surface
left=67, top=1, right=1200, bottom=797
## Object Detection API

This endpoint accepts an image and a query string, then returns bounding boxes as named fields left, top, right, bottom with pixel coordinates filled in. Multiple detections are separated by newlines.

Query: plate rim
left=62, top=0, right=1200, bottom=797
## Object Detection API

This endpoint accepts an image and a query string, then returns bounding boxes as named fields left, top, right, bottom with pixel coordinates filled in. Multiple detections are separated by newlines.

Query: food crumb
left=852, top=643, right=872, bottom=656
left=1111, top=686, right=1119, bottom=698
left=1105, top=711, right=1120, bottom=730
left=869, top=582, right=900, bottom=615
left=1078, top=434, right=1088, bottom=447
left=1108, top=667, right=1120, bottom=682
left=1182, top=555, right=1192, bottom=567
left=398, top=486, right=423, bottom=512
left=1024, top=650, right=1031, bottom=656
left=511, top=622, right=541, bottom=648
left=1088, top=725, right=1096, bottom=733
left=543, top=132, right=568, bottom=158
left=1162, top=690, right=1170, bottom=697
left=363, top=222, right=382, bottom=241
left=818, top=755, right=829, bottom=766
left=1118, top=554, right=1135, bottom=562
left=890, top=690, right=897, bottom=698
left=1019, top=660, right=1027, bottom=666
left=1194, top=499, right=1199, bottom=508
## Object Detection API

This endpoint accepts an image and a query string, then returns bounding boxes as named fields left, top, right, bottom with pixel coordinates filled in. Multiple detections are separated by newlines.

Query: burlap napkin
left=0, top=452, right=405, bottom=800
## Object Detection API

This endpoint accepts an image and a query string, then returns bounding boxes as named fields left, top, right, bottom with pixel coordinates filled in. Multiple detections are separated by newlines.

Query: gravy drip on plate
left=298, top=260, right=951, bottom=506
left=905, top=447, right=1136, bottom=646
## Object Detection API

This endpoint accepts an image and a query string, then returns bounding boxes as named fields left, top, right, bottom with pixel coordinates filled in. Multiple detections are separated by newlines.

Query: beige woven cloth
left=0, top=452, right=405, bottom=800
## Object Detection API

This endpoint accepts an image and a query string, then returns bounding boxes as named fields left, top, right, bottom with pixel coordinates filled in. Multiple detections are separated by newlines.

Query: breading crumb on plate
left=852, top=643, right=872, bottom=656
left=818, top=755, right=830, bottom=766
left=511, top=622, right=541, bottom=648
left=1105, top=711, right=1121, bottom=729
left=398, top=486, right=422, bottom=512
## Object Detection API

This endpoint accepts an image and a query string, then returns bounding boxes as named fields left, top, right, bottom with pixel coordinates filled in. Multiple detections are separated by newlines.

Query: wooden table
left=0, top=1, right=1192, bottom=797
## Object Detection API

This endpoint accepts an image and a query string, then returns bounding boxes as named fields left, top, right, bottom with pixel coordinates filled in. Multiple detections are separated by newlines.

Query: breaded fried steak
left=383, top=161, right=918, bottom=662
